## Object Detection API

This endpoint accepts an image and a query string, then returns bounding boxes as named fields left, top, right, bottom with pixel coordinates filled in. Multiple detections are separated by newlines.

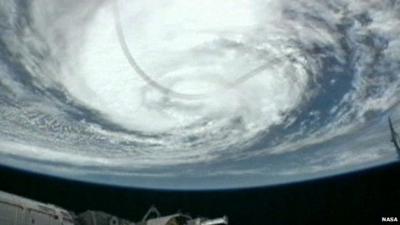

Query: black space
left=0, top=163, right=399, bottom=225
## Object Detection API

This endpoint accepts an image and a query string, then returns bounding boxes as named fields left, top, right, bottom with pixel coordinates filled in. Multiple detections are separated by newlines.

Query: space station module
left=0, top=190, right=228, bottom=225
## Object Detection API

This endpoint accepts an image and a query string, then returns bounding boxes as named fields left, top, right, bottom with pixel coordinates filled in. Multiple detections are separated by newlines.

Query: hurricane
left=0, top=0, right=399, bottom=190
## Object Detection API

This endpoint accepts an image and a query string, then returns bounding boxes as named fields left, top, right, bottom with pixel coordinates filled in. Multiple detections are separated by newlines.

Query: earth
left=0, top=0, right=399, bottom=190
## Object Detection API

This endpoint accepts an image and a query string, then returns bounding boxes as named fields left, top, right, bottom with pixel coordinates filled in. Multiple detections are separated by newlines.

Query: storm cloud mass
left=0, top=0, right=400, bottom=189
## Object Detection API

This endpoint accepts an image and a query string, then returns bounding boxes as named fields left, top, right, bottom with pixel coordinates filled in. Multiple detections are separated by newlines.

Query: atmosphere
left=0, top=0, right=400, bottom=189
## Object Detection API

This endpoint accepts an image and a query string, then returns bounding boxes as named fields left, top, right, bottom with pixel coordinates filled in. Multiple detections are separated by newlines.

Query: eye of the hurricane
left=62, top=0, right=310, bottom=133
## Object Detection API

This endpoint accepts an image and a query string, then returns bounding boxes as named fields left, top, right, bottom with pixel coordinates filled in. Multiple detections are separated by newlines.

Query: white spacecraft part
left=0, top=190, right=228, bottom=225
left=0, top=190, right=75, bottom=225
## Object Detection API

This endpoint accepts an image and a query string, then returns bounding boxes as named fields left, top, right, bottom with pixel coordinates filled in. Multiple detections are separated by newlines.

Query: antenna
left=112, top=0, right=271, bottom=99
left=141, top=206, right=161, bottom=222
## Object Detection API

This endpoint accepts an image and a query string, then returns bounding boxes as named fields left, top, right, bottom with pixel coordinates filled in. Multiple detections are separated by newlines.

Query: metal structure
left=0, top=190, right=228, bottom=225
left=112, top=0, right=271, bottom=100
left=388, top=116, right=400, bottom=155
left=0, top=190, right=75, bottom=225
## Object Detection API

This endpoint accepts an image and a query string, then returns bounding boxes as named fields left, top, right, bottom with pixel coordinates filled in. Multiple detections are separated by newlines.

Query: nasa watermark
left=382, top=217, right=398, bottom=223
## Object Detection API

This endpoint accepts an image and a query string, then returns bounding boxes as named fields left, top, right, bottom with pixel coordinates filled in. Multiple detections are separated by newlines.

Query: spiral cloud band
left=0, top=0, right=399, bottom=189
